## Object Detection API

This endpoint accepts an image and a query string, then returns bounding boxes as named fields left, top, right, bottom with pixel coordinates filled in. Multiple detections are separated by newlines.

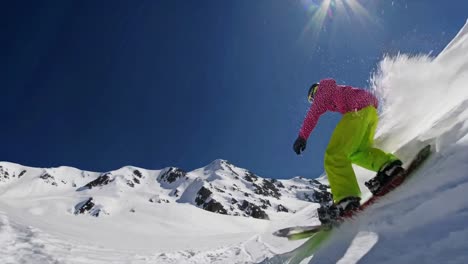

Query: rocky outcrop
left=243, top=171, right=282, bottom=199
left=159, top=167, right=187, bottom=184
left=40, top=173, right=57, bottom=186
left=77, top=173, right=113, bottom=191
left=259, top=198, right=271, bottom=209
left=0, top=166, right=25, bottom=183
left=239, top=200, right=269, bottom=220
left=253, top=179, right=282, bottom=199
left=203, top=200, right=227, bottom=215
left=170, top=189, right=180, bottom=197
left=243, top=171, right=258, bottom=183
left=18, top=170, right=27, bottom=178
left=74, top=197, right=102, bottom=217
left=127, top=170, right=144, bottom=187
left=300, top=190, right=333, bottom=205
left=312, top=179, right=329, bottom=191
left=273, top=179, right=285, bottom=189
left=277, top=204, right=289, bottom=213
left=195, top=186, right=212, bottom=206
left=0, top=166, right=10, bottom=182
left=149, top=195, right=169, bottom=203
left=126, top=180, right=135, bottom=188
left=194, top=186, right=228, bottom=215
left=133, top=170, right=143, bottom=179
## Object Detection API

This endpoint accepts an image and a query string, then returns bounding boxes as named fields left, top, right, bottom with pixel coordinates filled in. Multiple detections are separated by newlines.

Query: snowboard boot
left=365, top=159, right=404, bottom=195
left=317, top=196, right=361, bottom=225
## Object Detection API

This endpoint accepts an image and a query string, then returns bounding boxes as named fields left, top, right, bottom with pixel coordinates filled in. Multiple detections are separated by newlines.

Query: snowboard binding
left=317, top=197, right=361, bottom=226
left=365, top=159, right=405, bottom=195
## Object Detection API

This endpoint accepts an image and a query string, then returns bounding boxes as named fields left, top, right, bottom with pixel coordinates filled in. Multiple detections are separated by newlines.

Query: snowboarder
left=293, top=78, right=403, bottom=225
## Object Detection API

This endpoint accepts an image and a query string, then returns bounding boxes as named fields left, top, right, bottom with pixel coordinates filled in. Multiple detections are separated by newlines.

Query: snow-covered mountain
left=0, top=158, right=332, bottom=263
left=0, top=159, right=331, bottom=221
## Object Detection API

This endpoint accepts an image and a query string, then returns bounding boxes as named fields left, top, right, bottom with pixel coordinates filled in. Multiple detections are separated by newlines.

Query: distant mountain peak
left=0, top=160, right=332, bottom=220
left=205, top=159, right=231, bottom=172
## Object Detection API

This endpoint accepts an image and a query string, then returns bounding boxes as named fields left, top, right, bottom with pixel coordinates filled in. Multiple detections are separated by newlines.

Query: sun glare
left=300, top=0, right=375, bottom=41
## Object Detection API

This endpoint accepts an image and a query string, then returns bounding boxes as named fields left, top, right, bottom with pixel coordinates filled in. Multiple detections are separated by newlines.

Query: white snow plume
left=371, top=20, right=468, bottom=152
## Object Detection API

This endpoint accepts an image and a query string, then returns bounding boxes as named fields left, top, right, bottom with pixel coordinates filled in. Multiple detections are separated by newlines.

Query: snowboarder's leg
left=349, top=107, right=399, bottom=172
left=324, top=109, right=371, bottom=203
left=324, top=153, right=359, bottom=203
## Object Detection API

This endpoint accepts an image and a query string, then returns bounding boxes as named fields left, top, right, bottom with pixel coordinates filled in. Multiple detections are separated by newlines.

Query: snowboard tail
left=273, top=225, right=323, bottom=240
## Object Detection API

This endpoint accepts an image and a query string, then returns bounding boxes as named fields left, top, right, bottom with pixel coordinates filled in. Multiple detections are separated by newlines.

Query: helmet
left=308, top=83, right=319, bottom=103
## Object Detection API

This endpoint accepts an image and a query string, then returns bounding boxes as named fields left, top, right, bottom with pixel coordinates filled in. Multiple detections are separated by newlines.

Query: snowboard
left=274, top=144, right=432, bottom=240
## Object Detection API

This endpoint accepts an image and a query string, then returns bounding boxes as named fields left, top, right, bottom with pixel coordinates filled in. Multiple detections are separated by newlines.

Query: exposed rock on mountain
left=74, top=197, right=103, bottom=217
left=77, top=173, right=113, bottom=191
left=158, top=167, right=187, bottom=184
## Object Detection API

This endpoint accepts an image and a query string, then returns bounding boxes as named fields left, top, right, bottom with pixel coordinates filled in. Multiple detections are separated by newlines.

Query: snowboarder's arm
left=298, top=82, right=330, bottom=139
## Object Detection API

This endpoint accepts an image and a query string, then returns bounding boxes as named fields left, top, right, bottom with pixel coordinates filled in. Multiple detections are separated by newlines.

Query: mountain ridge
left=0, top=159, right=332, bottom=220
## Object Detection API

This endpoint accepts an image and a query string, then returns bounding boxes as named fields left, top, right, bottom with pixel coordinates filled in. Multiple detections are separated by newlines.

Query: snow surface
left=2, top=20, right=468, bottom=264
left=0, top=158, right=327, bottom=263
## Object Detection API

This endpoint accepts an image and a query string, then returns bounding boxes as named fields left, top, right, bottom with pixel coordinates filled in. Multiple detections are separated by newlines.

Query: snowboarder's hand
left=293, top=136, right=307, bottom=155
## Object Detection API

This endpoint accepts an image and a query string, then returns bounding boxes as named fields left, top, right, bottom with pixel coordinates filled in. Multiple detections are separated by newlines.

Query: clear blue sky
left=2, top=0, right=467, bottom=179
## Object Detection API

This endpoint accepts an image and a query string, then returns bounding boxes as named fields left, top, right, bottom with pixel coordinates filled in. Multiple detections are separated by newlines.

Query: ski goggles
left=308, top=83, right=319, bottom=103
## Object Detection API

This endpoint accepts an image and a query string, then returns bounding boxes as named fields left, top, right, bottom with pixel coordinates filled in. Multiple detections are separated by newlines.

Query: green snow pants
left=324, top=106, right=398, bottom=203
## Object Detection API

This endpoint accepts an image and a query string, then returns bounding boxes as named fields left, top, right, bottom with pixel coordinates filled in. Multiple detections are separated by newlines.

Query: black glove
left=293, top=136, right=307, bottom=155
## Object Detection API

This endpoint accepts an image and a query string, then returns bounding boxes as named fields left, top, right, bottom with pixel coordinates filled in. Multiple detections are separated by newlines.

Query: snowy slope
left=261, top=20, right=468, bottom=264
left=0, top=159, right=330, bottom=263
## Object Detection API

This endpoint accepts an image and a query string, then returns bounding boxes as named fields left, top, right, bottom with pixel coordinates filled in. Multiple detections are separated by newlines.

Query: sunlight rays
left=300, top=0, right=377, bottom=42
left=301, top=0, right=332, bottom=40
left=345, top=0, right=374, bottom=26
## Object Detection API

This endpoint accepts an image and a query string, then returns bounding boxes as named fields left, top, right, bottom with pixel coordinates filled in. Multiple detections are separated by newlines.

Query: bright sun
left=300, top=0, right=374, bottom=40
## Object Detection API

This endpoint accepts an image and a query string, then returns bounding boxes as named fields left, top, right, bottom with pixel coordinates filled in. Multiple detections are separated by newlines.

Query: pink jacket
left=299, top=79, right=378, bottom=140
